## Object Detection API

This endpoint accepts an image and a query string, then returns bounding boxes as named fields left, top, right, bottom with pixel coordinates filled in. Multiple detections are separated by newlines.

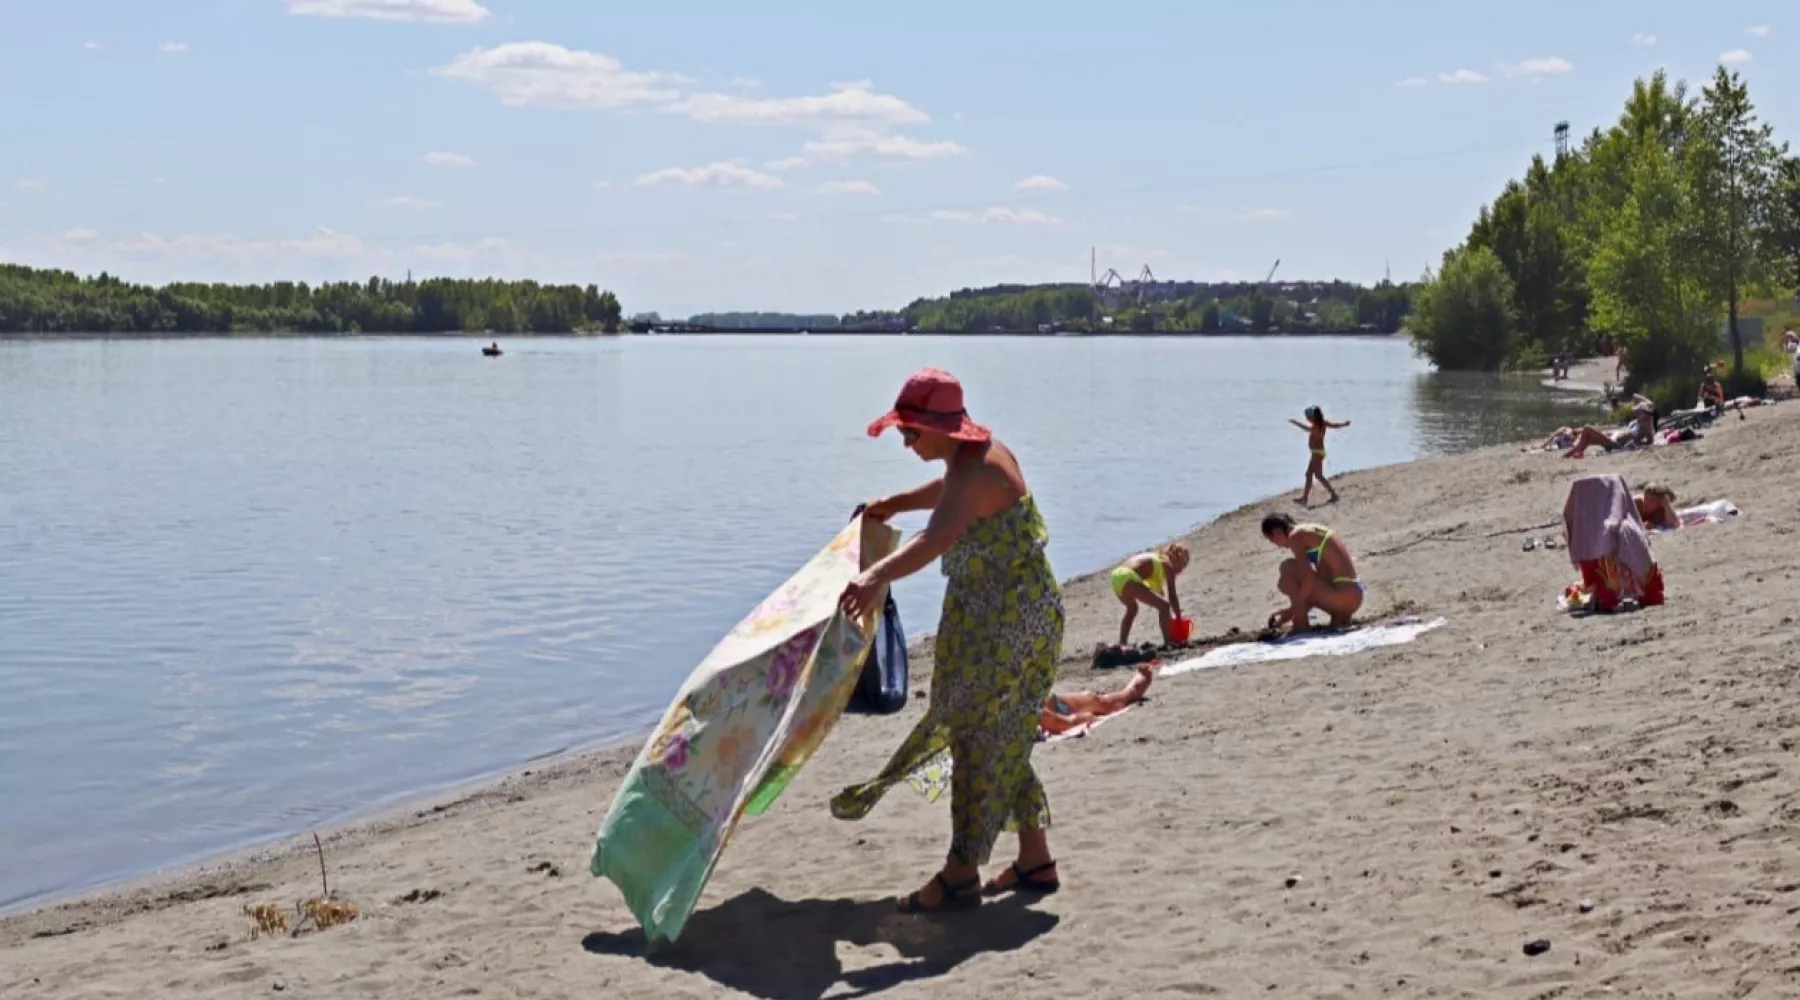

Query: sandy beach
left=6, top=397, right=1800, bottom=1000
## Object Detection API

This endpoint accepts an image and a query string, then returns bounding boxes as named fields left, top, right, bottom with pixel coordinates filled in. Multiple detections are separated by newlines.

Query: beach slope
left=6, top=405, right=1800, bottom=999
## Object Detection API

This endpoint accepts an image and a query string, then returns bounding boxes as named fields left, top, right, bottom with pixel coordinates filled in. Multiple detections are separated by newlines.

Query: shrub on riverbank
left=1406, top=246, right=1519, bottom=371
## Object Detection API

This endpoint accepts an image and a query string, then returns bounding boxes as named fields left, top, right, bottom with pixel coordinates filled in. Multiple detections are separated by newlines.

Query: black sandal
left=982, top=860, right=1061, bottom=897
left=897, top=873, right=982, bottom=914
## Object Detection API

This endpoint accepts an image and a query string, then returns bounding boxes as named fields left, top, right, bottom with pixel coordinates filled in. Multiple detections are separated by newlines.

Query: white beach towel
left=1162, top=616, right=1447, bottom=677
left=1675, top=499, right=1739, bottom=527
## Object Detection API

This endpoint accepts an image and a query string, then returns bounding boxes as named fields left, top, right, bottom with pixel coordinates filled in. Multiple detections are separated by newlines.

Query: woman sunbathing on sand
left=1289, top=406, right=1349, bottom=505
left=1038, top=664, right=1155, bottom=738
left=1260, top=513, right=1363, bottom=633
left=1536, top=427, right=1579, bottom=451
left=1563, top=395, right=1657, bottom=458
left=1635, top=483, right=1680, bottom=530
left=1109, top=543, right=1188, bottom=646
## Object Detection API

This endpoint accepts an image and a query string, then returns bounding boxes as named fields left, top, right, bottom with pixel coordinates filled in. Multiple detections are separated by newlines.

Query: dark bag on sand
left=846, top=504, right=911, bottom=715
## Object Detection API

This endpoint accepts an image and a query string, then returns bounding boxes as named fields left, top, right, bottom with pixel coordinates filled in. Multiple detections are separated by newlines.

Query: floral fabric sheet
left=590, top=514, right=897, bottom=947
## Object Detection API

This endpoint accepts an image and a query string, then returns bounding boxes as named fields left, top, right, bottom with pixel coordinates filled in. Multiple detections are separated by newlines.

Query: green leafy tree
left=1777, top=156, right=1800, bottom=287
left=1585, top=136, right=1717, bottom=391
left=1406, top=245, right=1520, bottom=371
left=1248, top=294, right=1275, bottom=329
left=1688, top=66, right=1792, bottom=379
left=1466, top=168, right=1589, bottom=359
left=1199, top=301, right=1221, bottom=331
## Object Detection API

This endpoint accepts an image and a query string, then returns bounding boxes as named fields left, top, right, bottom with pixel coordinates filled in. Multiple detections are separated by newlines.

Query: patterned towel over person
left=1562, top=473, right=1659, bottom=607
left=590, top=515, right=897, bottom=948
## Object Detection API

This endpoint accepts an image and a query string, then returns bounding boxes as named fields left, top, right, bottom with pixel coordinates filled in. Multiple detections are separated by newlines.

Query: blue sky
left=1, top=1, right=1792, bottom=316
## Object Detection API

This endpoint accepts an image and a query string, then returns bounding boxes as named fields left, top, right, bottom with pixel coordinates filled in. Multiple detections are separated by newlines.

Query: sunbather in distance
left=1038, top=664, right=1155, bottom=737
left=1565, top=395, right=1656, bottom=458
left=1635, top=483, right=1681, bottom=530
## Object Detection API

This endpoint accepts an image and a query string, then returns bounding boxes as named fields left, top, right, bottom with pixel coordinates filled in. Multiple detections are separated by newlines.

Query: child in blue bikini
left=1259, top=513, right=1364, bottom=633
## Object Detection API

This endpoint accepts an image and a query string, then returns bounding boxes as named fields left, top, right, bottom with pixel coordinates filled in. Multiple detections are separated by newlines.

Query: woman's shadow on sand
left=581, top=887, right=1059, bottom=1000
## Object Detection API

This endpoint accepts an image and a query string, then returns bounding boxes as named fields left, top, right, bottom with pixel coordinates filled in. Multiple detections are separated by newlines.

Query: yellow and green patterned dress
left=831, top=493, right=1064, bottom=865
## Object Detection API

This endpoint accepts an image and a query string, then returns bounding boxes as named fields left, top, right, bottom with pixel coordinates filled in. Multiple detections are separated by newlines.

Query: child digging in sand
left=1109, top=543, right=1189, bottom=647
left=1289, top=406, right=1350, bottom=505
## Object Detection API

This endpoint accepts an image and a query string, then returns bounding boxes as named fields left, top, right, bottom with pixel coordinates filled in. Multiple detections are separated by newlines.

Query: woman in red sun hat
left=833, top=367, right=1066, bottom=913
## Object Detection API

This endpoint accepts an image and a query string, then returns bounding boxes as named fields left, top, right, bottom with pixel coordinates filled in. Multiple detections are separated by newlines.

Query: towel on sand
left=1163, top=617, right=1446, bottom=676
left=1677, top=499, right=1739, bottom=526
left=590, top=515, right=897, bottom=948
left=1562, top=474, right=1655, bottom=584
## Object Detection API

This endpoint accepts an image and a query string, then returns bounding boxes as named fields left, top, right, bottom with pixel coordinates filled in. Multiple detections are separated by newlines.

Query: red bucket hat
left=866, top=367, right=991, bottom=442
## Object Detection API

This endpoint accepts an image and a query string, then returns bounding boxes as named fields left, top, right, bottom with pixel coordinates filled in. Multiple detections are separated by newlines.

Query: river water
left=0, top=334, right=1581, bottom=911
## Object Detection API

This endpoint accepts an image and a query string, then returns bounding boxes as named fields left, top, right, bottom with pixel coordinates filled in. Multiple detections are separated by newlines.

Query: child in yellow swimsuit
left=1108, top=542, right=1189, bottom=646
left=1288, top=405, right=1350, bottom=506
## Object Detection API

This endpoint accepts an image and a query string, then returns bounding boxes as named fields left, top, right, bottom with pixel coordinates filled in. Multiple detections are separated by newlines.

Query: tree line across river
left=0, top=267, right=625, bottom=336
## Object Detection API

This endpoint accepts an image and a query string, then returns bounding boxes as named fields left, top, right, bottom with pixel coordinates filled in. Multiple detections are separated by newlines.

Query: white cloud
left=422, top=151, right=475, bottom=167
left=1013, top=174, right=1069, bottom=192
left=432, top=43, right=681, bottom=110
left=669, top=80, right=929, bottom=129
left=799, top=130, right=965, bottom=160
left=1720, top=48, right=1753, bottom=64
left=764, top=156, right=810, bottom=172
left=1395, top=76, right=1429, bottom=88
left=1630, top=33, right=1658, bottom=46
left=433, top=45, right=934, bottom=134
left=1503, top=57, right=1574, bottom=78
left=83, top=41, right=101, bottom=51
left=107, top=226, right=371, bottom=263
left=635, top=160, right=783, bottom=189
left=982, top=207, right=1062, bottom=226
left=1437, top=68, right=1488, bottom=84
left=729, top=76, right=762, bottom=90
left=1746, top=25, right=1772, bottom=37
left=14, top=179, right=45, bottom=189
left=894, top=206, right=1065, bottom=227
left=815, top=179, right=880, bottom=196
left=369, top=195, right=441, bottom=210
left=1237, top=207, right=1293, bottom=221
left=159, top=42, right=189, bottom=53
left=764, top=211, right=800, bottom=222
left=61, top=228, right=101, bottom=246
left=594, top=179, right=615, bottom=189
left=413, top=237, right=513, bottom=263
left=285, top=0, right=490, bottom=23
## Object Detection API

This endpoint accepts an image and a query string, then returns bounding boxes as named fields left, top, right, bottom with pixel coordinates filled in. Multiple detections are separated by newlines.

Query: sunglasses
left=899, top=427, right=920, bottom=445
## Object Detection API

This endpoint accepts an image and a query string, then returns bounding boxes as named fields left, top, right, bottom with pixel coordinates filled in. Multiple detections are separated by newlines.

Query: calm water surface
left=0, top=335, right=1582, bottom=911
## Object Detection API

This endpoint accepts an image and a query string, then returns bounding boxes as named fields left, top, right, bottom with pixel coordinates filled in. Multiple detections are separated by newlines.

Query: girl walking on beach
left=835, top=367, right=1066, bottom=913
left=1290, top=406, right=1349, bottom=505
left=1108, top=542, right=1189, bottom=646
